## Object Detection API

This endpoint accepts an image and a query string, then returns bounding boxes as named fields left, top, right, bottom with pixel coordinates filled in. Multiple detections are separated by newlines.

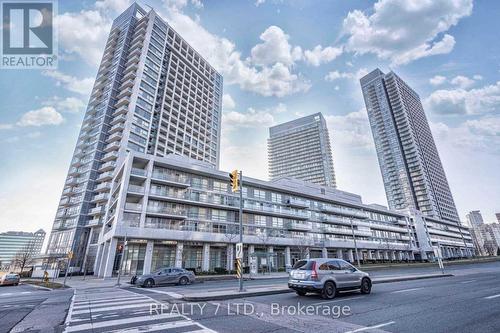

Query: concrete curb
left=182, top=273, right=454, bottom=301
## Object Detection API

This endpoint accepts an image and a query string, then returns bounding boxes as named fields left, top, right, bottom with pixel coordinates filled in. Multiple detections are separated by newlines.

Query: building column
left=175, top=242, right=184, bottom=268
left=305, top=247, right=310, bottom=259
left=143, top=240, right=154, bottom=274
left=93, top=243, right=104, bottom=276
left=103, top=238, right=117, bottom=278
left=398, top=251, right=404, bottom=261
left=248, top=245, right=255, bottom=266
left=322, top=247, right=328, bottom=258
left=384, top=251, right=390, bottom=260
left=267, top=246, right=274, bottom=270
left=336, top=249, right=343, bottom=259
left=347, top=249, right=354, bottom=262
left=202, top=243, right=210, bottom=271
left=226, top=244, right=234, bottom=271
left=285, top=246, right=291, bottom=267
left=368, top=250, right=373, bottom=260
left=97, top=242, right=109, bottom=277
left=409, top=251, right=415, bottom=260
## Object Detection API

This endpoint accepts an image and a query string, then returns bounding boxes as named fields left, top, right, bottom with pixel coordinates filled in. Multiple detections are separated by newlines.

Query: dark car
left=131, top=267, right=195, bottom=287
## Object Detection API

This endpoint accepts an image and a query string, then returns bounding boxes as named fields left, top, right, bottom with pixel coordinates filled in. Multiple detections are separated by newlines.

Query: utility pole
left=230, top=169, right=244, bottom=292
left=349, top=217, right=361, bottom=267
left=238, top=170, right=244, bottom=292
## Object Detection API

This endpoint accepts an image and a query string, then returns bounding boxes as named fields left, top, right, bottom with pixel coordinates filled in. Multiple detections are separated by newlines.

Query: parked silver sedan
left=132, top=267, right=195, bottom=287
left=0, top=273, right=20, bottom=286
left=288, top=258, right=372, bottom=299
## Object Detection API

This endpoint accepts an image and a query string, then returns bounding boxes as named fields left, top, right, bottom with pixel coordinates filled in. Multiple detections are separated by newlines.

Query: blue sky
left=1, top=0, right=499, bottom=237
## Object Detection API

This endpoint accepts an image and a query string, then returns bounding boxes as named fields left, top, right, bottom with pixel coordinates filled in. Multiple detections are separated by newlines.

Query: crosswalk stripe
left=73, top=295, right=140, bottom=304
left=71, top=301, right=154, bottom=315
left=72, top=298, right=151, bottom=310
left=65, top=313, right=180, bottom=332
left=105, top=319, right=198, bottom=333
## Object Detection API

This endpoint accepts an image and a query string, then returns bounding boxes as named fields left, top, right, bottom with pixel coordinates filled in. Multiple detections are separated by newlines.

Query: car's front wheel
left=360, top=278, right=371, bottom=294
left=178, top=276, right=189, bottom=285
left=321, top=281, right=336, bottom=299
left=143, top=278, right=155, bottom=288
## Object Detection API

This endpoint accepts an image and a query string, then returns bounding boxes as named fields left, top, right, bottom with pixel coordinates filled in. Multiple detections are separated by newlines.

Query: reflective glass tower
left=46, top=3, right=223, bottom=270
left=360, top=69, right=459, bottom=223
left=268, top=113, right=336, bottom=188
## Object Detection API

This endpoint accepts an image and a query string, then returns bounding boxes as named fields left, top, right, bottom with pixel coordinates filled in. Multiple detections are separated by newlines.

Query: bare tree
left=293, top=235, right=312, bottom=260
left=11, top=240, right=37, bottom=272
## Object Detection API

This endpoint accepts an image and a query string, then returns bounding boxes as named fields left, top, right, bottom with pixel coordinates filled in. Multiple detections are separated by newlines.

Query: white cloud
left=160, top=8, right=310, bottom=97
left=426, top=81, right=500, bottom=115
left=55, top=10, right=111, bottom=67
left=450, top=75, right=475, bottom=89
left=430, top=75, right=446, bottom=86
left=42, top=97, right=86, bottom=113
left=303, top=45, right=343, bottom=67
left=95, top=0, right=132, bottom=13
left=222, top=94, right=236, bottom=110
left=250, top=26, right=302, bottom=66
left=432, top=117, right=500, bottom=154
left=0, top=124, right=14, bottom=130
left=163, top=0, right=203, bottom=12
left=17, top=107, right=64, bottom=127
left=325, top=109, right=374, bottom=150
left=342, top=0, right=473, bottom=65
left=42, top=70, right=94, bottom=96
left=324, top=68, right=368, bottom=82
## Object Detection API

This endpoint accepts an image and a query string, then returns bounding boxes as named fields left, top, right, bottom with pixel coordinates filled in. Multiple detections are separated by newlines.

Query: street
left=3, top=261, right=499, bottom=332
left=123, top=261, right=500, bottom=333
left=0, top=283, right=72, bottom=333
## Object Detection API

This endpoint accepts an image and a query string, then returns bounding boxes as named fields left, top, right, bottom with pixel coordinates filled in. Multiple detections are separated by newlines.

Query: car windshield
left=292, top=260, right=315, bottom=270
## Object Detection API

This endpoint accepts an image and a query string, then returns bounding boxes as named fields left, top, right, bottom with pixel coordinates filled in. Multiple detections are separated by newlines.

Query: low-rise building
left=0, top=229, right=45, bottom=269
left=90, top=152, right=473, bottom=278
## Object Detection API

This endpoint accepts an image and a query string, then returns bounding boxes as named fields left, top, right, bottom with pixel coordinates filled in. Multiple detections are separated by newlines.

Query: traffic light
left=229, top=169, right=239, bottom=192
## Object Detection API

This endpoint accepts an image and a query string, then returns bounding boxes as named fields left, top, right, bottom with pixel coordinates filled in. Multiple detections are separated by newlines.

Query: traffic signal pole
left=238, top=170, right=244, bottom=292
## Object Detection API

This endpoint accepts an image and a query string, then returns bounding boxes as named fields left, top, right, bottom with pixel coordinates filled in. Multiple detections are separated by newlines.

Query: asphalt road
left=126, top=261, right=500, bottom=333
left=0, top=283, right=72, bottom=333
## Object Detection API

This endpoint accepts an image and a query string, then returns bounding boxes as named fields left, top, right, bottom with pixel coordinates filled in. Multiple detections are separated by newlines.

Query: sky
left=1, top=0, right=499, bottom=239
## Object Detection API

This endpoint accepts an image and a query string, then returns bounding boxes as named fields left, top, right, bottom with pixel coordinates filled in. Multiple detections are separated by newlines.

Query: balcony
left=124, top=202, right=142, bottom=211
left=286, top=221, right=312, bottom=231
left=116, top=87, right=133, bottom=100
left=95, top=182, right=111, bottom=192
left=91, top=193, right=109, bottom=203
left=98, top=161, right=116, bottom=172
left=110, top=114, right=127, bottom=126
left=286, top=198, right=309, bottom=209
left=131, top=168, right=147, bottom=177
left=112, top=106, right=128, bottom=118
left=109, top=122, right=125, bottom=133
left=151, top=172, right=190, bottom=187
left=89, top=206, right=105, bottom=216
left=319, top=215, right=352, bottom=226
left=146, top=206, right=187, bottom=219
left=319, top=205, right=367, bottom=219
left=128, top=184, right=145, bottom=194
left=107, top=131, right=122, bottom=143
left=87, top=218, right=102, bottom=227
left=97, top=171, right=114, bottom=182
left=115, top=96, right=130, bottom=108
left=102, top=151, right=119, bottom=162
left=103, top=142, right=120, bottom=152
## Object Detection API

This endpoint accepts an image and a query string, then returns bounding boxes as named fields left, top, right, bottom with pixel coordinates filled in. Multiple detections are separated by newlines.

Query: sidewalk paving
left=181, top=273, right=453, bottom=301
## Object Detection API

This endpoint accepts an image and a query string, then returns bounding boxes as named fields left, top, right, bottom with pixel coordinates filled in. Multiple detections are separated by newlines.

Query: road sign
left=236, top=242, right=243, bottom=259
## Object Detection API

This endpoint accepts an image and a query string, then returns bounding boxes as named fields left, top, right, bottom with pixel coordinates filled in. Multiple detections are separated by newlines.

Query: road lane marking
left=105, top=320, right=197, bottom=333
left=391, top=287, right=424, bottom=294
left=72, top=298, right=150, bottom=310
left=460, top=280, right=476, bottom=284
left=131, top=287, right=183, bottom=299
left=310, top=296, right=364, bottom=306
left=484, top=294, right=500, bottom=299
left=345, top=321, right=395, bottom=333
left=71, top=301, right=153, bottom=315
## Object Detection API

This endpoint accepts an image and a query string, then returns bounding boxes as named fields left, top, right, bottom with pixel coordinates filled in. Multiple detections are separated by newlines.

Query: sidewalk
left=181, top=273, right=453, bottom=301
